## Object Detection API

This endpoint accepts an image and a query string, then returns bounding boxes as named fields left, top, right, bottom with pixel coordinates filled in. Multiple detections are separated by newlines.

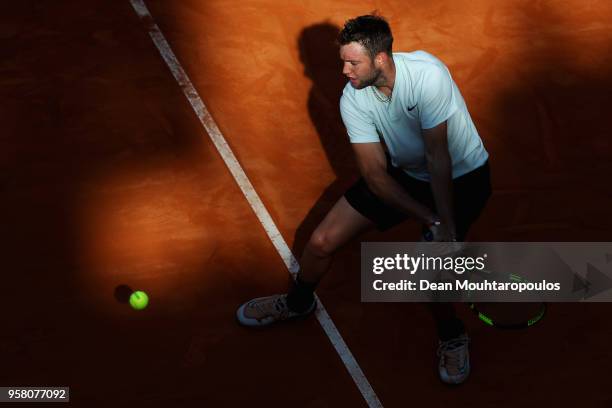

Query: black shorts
left=344, top=157, right=492, bottom=240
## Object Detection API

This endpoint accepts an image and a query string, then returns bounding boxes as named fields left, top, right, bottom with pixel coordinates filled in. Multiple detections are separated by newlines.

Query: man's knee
left=306, top=228, right=338, bottom=258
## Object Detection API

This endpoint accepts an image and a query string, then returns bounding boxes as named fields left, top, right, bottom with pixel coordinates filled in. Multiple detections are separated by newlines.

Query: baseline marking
left=129, top=1, right=383, bottom=407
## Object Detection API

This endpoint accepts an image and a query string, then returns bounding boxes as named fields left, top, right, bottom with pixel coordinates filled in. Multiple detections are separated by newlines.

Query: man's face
left=340, top=42, right=381, bottom=89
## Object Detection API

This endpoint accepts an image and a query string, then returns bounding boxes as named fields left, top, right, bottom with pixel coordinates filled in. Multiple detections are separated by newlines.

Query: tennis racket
left=468, top=272, right=547, bottom=329
left=468, top=301, right=546, bottom=329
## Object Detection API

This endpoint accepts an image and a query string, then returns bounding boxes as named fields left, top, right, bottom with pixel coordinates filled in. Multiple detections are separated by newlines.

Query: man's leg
left=236, top=196, right=374, bottom=325
left=286, top=196, right=375, bottom=312
left=428, top=304, right=464, bottom=338
left=434, top=161, right=492, bottom=384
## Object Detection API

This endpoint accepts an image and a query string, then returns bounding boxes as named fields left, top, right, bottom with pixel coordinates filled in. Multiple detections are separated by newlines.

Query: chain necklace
left=371, top=86, right=392, bottom=103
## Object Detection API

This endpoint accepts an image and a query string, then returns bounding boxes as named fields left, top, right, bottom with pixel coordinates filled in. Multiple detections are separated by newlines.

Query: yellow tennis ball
left=129, top=291, right=149, bottom=310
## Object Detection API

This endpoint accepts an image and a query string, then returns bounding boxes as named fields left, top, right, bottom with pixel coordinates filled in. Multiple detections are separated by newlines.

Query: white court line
left=129, top=1, right=383, bottom=407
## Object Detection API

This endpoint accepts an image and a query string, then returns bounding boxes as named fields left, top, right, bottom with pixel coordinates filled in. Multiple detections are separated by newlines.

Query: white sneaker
left=437, top=333, right=470, bottom=384
left=236, top=294, right=316, bottom=327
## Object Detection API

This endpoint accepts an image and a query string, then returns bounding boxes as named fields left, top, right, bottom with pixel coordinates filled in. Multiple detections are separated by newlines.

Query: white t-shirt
left=339, top=51, right=488, bottom=181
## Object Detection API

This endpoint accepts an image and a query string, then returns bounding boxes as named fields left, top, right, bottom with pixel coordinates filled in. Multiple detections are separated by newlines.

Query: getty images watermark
left=361, top=242, right=612, bottom=302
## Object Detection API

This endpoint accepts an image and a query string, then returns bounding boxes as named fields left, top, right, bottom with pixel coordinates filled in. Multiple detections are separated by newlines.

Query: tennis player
left=237, top=14, right=491, bottom=385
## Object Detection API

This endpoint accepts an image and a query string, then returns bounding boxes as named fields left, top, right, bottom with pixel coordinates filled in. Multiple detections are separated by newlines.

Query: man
left=236, top=15, right=491, bottom=385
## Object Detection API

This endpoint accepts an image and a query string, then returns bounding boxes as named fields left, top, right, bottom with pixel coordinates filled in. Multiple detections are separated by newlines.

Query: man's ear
left=374, top=52, right=385, bottom=66
left=375, top=52, right=386, bottom=66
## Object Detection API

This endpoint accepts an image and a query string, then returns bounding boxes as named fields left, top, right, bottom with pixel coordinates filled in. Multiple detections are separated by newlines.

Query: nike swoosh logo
left=407, top=104, right=417, bottom=111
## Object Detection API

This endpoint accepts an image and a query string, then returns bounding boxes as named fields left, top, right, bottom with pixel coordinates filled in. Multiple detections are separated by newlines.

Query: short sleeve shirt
left=339, top=51, right=488, bottom=181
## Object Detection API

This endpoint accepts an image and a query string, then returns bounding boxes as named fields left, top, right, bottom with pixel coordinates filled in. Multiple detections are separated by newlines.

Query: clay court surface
left=2, top=0, right=612, bottom=406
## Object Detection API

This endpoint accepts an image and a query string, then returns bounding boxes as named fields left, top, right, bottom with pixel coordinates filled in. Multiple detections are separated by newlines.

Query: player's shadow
left=292, top=22, right=359, bottom=258
left=484, top=2, right=612, bottom=241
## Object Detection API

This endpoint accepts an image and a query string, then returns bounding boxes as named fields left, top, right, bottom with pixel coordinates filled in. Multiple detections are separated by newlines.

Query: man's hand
left=431, top=222, right=457, bottom=242
left=419, top=219, right=464, bottom=257
left=422, top=217, right=457, bottom=242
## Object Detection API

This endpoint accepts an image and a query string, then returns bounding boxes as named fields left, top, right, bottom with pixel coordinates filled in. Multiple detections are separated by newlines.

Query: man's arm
left=422, top=121, right=456, bottom=241
left=351, top=142, right=437, bottom=225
